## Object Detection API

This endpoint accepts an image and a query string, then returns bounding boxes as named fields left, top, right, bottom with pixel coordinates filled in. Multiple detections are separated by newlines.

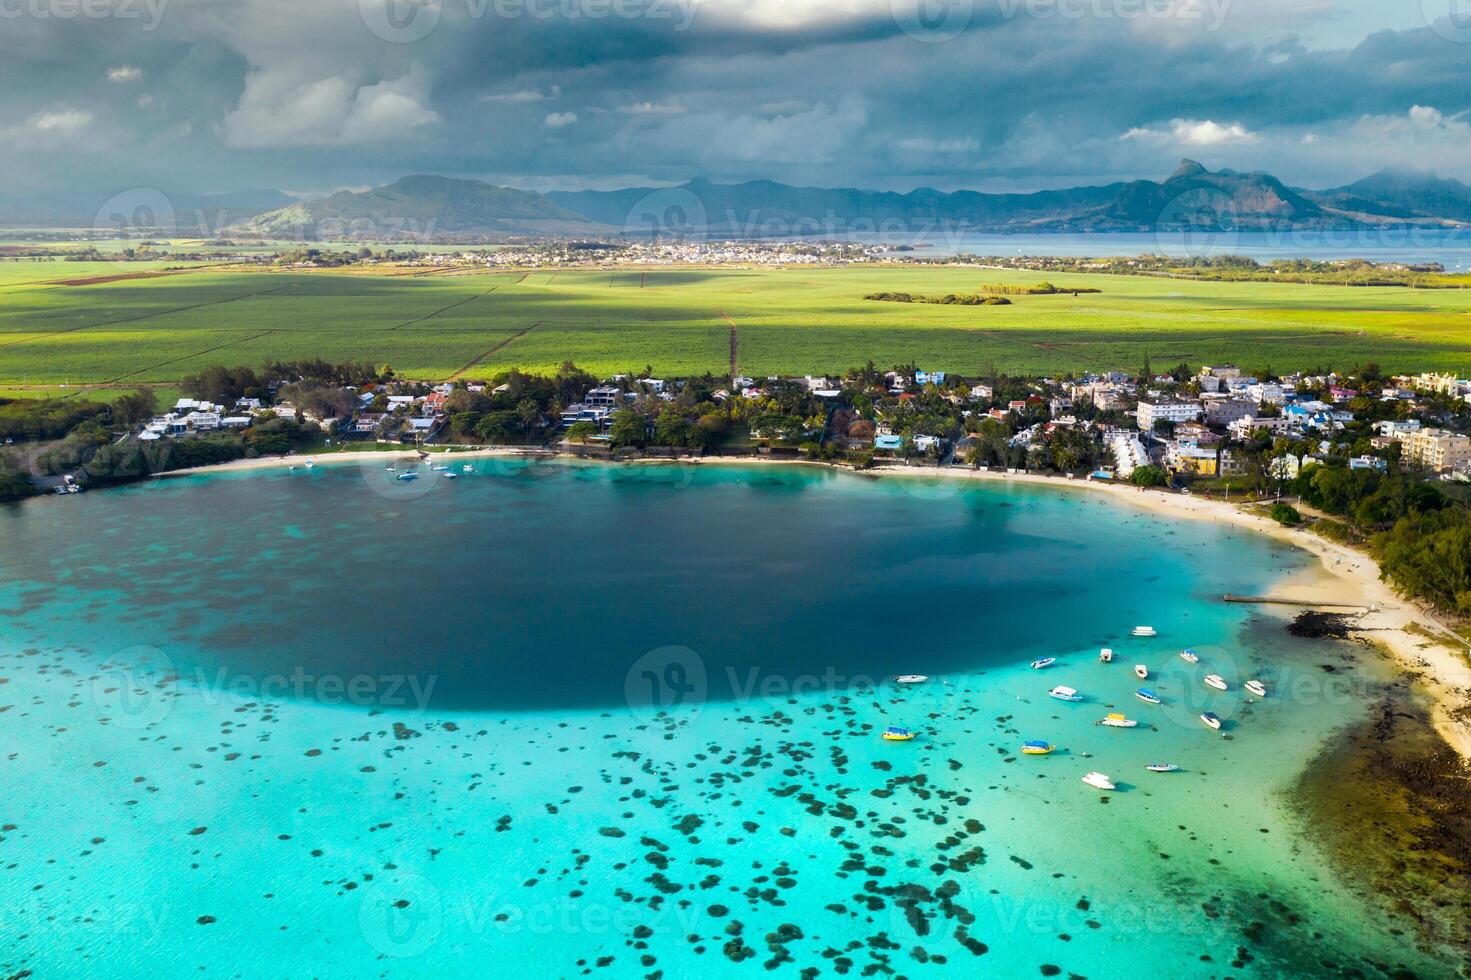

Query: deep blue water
left=0, top=460, right=1456, bottom=978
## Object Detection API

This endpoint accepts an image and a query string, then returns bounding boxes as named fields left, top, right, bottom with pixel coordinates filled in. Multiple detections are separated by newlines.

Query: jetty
left=1223, top=594, right=1371, bottom=611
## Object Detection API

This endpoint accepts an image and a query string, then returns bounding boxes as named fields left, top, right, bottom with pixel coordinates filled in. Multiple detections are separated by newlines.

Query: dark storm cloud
left=0, top=0, right=1465, bottom=196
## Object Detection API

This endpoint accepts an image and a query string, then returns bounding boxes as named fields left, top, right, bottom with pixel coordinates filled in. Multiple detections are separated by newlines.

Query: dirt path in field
left=46, top=271, right=180, bottom=287
left=389, top=286, right=499, bottom=330
left=721, top=311, right=738, bottom=379
left=446, top=320, right=544, bottom=380
left=0, top=282, right=296, bottom=351
left=102, top=330, right=278, bottom=385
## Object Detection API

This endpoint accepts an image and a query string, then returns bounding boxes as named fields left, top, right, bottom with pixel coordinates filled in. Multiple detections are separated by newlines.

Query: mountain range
left=7, top=162, right=1470, bottom=239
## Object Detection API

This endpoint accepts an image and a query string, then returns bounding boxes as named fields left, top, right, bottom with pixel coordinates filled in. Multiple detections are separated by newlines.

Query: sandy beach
left=154, top=446, right=1471, bottom=760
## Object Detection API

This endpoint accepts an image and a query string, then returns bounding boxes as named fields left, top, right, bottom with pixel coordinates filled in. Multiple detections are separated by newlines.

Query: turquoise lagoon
left=0, top=461, right=1450, bottom=977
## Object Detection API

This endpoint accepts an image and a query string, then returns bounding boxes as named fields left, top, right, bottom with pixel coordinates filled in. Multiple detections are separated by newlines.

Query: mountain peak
left=1169, top=159, right=1209, bottom=181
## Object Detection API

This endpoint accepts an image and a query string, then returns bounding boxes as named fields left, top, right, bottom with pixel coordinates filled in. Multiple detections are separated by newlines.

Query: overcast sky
left=2, top=0, right=1469, bottom=197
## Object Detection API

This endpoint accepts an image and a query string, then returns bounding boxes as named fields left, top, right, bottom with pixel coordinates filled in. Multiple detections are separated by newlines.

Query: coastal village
left=87, top=363, right=1471, bottom=490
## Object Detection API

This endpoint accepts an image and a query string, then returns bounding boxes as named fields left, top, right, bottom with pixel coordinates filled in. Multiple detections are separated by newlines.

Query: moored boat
left=443, top=472, right=459, bottom=479
left=1200, top=712, right=1222, bottom=730
left=895, top=675, right=928, bottom=684
left=1098, top=713, right=1138, bottom=728
left=1134, top=664, right=1148, bottom=680
left=1146, top=763, right=1180, bottom=773
left=1082, top=771, right=1117, bottom=790
left=1245, top=680, right=1267, bottom=698
left=1132, top=626, right=1158, bottom=638
left=1179, top=650, right=1200, bottom=664
left=1204, top=674, right=1228, bottom=692
left=396, top=471, right=419, bottom=481
left=1022, top=741, right=1055, bottom=756
left=1099, top=648, right=1114, bottom=663
left=1048, top=686, right=1083, bottom=703
left=1135, top=688, right=1161, bottom=705
left=1030, top=658, right=1056, bottom=670
left=882, top=727, right=915, bottom=742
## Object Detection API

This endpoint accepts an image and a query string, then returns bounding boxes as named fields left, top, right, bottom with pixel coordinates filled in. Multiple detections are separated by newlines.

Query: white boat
left=1179, top=650, right=1200, bottom=664
left=431, top=464, right=450, bottom=471
left=1131, top=626, right=1157, bottom=638
left=895, top=675, right=928, bottom=684
left=1200, top=712, right=1222, bottom=730
left=1049, top=686, right=1083, bottom=703
left=462, top=464, right=474, bottom=473
left=443, top=472, right=459, bottom=480
left=1204, top=674, right=1228, bottom=692
left=1030, top=658, right=1056, bottom=670
left=304, top=460, right=314, bottom=469
left=1082, top=771, right=1117, bottom=790
left=1146, top=763, right=1180, bottom=773
left=1099, top=648, right=1114, bottom=663
left=1135, top=688, right=1162, bottom=705
left=1244, top=680, right=1267, bottom=698
left=1098, top=713, right=1138, bottom=728
left=396, top=471, right=419, bottom=482
left=1134, top=664, right=1148, bottom=680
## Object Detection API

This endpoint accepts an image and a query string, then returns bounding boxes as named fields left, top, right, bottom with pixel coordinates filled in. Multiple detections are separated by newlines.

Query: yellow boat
left=882, top=726, right=915, bottom=741
left=1021, top=741, right=1055, bottom=755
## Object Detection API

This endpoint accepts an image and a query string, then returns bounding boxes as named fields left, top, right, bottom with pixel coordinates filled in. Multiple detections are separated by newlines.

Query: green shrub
left=1269, top=503, right=1303, bottom=526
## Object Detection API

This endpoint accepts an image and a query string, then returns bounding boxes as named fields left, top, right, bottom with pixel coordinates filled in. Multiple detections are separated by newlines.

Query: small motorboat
left=1146, top=763, right=1180, bottom=773
left=882, top=726, right=915, bottom=742
left=1200, top=712, right=1222, bottom=730
left=1049, top=686, right=1083, bottom=703
left=1082, top=771, right=1117, bottom=790
left=1132, top=626, right=1158, bottom=638
left=304, top=460, right=314, bottom=469
left=462, top=464, right=474, bottom=473
left=443, top=471, right=459, bottom=480
left=1021, top=741, right=1055, bottom=756
left=1204, top=674, right=1228, bottom=692
left=1135, top=688, right=1161, bottom=705
left=1244, top=680, right=1267, bottom=698
left=1134, top=664, right=1149, bottom=680
left=1099, top=648, right=1114, bottom=663
left=385, top=464, right=397, bottom=471
left=1098, top=713, right=1138, bottom=728
left=1179, top=650, right=1200, bottom=664
left=1031, top=658, right=1056, bottom=670
left=895, top=675, right=928, bottom=684
left=396, top=471, right=419, bottom=481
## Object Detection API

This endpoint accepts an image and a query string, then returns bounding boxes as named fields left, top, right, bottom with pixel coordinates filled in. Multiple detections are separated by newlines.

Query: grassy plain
left=1, top=259, right=1469, bottom=395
